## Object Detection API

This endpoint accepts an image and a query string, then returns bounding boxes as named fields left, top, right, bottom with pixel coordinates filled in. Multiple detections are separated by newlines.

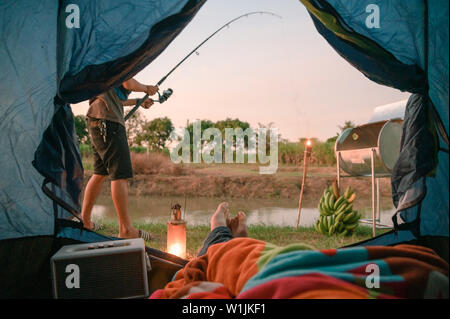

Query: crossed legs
left=198, top=202, right=248, bottom=256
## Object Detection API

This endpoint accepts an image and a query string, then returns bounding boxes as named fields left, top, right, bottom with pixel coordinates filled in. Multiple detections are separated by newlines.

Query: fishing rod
left=124, top=11, right=282, bottom=121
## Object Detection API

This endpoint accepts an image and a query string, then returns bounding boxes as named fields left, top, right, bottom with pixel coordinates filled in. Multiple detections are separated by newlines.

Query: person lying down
left=150, top=203, right=449, bottom=299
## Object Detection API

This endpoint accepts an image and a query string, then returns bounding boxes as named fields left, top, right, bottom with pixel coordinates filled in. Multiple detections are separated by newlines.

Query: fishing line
left=124, top=11, right=282, bottom=121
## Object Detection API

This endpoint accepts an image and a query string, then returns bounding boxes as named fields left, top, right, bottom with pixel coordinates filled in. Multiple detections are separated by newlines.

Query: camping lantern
left=167, top=204, right=186, bottom=259
left=296, top=139, right=313, bottom=228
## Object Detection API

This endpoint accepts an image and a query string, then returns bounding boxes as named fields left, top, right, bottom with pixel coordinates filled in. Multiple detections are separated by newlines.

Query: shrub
left=79, top=143, right=92, bottom=157
left=131, top=152, right=184, bottom=176
left=130, top=146, right=147, bottom=154
left=278, top=140, right=336, bottom=166
left=278, top=142, right=305, bottom=165
left=312, top=141, right=336, bottom=166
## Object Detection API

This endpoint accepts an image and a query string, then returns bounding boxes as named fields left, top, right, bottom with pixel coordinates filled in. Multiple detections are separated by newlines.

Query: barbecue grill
left=335, top=101, right=406, bottom=236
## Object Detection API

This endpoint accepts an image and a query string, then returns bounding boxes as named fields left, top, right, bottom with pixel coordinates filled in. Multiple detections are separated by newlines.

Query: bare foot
left=84, top=222, right=93, bottom=230
left=211, top=202, right=230, bottom=231
left=82, top=219, right=95, bottom=230
left=228, top=211, right=248, bottom=238
left=118, top=227, right=140, bottom=239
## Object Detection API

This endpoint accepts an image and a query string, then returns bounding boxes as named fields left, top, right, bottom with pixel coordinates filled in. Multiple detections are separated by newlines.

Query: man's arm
left=122, top=98, right=154, bottom=109
left=122, top=78, right=158, bottom=96
left=122, top=99, right=138, bottom=106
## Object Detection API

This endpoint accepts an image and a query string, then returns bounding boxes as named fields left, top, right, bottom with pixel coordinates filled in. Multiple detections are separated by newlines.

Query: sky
left=71, top=0, right=410, bottom=142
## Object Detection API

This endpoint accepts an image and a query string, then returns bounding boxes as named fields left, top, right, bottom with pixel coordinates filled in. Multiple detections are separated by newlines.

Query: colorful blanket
left=150, top=238, right=449, bottom=299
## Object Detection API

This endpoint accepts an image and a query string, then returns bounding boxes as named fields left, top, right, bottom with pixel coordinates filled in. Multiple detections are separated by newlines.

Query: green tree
left=183, top=118, right=252, bottom=162
left=257, top=122, right=281, bottom=154
left=187, top=118, right=251, bottom=156
left=216, top=118, right=251, bottom=151
left=136, top=117, right=174, bottom=151
left=184, top=120, right=214, bottom=160
left=338, top=120, right=356, bottom=132
left=74, top=115, right=89, bottom=144
left=326, top=135, right=338, bottom=143
left=214, top=118, right=251, bottom=136
left=327, top=120, right=357, bottom=143
left=185, top=118, right=251, bottom=145
left=186, top=119, right=215, bottom=139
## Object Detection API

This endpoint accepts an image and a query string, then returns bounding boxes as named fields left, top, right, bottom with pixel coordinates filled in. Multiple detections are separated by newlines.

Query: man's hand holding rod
left=123, top=79, right=159, bottom=120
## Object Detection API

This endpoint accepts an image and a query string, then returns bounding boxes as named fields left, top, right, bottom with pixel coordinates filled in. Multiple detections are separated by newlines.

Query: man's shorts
left=87, top=117, right=133, bottom=180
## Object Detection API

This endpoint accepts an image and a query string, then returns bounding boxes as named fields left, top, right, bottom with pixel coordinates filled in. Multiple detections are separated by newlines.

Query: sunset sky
left=71, top=0, right=410, bottom=142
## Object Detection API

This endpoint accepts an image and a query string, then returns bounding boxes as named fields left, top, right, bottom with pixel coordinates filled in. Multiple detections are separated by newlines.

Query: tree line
left=75, top=111, right=174, bottom=151
left=75, top=113, right=356, bottom=166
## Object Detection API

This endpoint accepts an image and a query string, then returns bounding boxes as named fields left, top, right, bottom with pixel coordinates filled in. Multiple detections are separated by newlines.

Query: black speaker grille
left=53, top=252, right=146, bottom=299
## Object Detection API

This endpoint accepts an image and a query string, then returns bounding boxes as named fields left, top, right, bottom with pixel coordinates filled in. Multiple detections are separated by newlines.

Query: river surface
left=91, top=195, right=395, bottom=228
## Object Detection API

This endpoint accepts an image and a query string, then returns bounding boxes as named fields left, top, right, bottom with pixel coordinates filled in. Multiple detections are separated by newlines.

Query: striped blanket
left=150, top=238, right=449, bottom=299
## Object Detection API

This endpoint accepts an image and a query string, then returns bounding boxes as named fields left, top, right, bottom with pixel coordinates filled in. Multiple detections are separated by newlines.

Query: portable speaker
left=50, top=238, right=150, bottom=299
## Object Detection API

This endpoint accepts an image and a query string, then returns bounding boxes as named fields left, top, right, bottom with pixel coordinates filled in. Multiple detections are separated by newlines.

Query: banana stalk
left=314, top=185, right=359, bottom=236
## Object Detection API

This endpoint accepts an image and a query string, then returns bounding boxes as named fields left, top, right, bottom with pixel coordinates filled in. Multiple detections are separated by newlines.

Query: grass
left=97, top=221, right=389, bottom=259
left=83, top=156, right=94, bottom=171
left=84, top=152, right=391, bottom=258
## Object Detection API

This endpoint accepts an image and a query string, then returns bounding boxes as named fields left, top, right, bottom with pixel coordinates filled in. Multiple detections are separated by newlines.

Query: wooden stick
left=296, top=143, right=312, bottom=229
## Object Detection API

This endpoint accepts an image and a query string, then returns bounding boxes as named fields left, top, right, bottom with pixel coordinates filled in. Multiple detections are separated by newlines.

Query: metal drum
left=335, top=119, right=403, bottom=177
left=335, top=99, right=407, bottom=237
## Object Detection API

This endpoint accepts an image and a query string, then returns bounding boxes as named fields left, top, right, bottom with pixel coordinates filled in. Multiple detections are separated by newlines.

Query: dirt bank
left=84, top=164, right=393, bottom=209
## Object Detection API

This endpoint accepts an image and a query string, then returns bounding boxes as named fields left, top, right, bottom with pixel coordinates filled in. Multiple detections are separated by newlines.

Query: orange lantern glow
left=167, top=204, right=186, bottom=259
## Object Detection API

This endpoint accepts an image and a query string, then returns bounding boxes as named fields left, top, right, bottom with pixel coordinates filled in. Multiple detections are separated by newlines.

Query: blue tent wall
left=58, top=0, right=207, bottom=103
left=0, top=1, right=59, bottom=239
left=300, top=0, right=449, bottom=243
left=325, top=0, right=426, bottom=68
left=428, top=0, right=449, bottom=135
left=0, top=0, right=206, bottom=241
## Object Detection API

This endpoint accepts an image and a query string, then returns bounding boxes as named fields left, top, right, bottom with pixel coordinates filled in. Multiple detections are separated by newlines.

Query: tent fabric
left=58, top=0, right=207, bottom=103
left=300, top=0, right=449, bottom=242
left=323, top=0, right=426, bottom=68
left=0, top=1, right=59, bottom=240
left=345, top=229, right=417, bottom=248
left=308, top=12, right=425, bottom=94
left=33, top=100, right=84, bottom=216
left=391, top=94, right=438, bottom=213
left=0, top=0, right=206, bottom=241
left=302, top=0, right=426, bottom=93
left=427, top=0, right=449, bottom=136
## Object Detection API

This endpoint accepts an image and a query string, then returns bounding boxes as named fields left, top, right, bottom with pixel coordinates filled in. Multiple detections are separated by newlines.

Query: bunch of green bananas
left=314, top=185, right=360, bottom=236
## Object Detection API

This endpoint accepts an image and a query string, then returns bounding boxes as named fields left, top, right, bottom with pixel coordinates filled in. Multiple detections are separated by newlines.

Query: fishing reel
left=156, top=88, right=173, bottom=103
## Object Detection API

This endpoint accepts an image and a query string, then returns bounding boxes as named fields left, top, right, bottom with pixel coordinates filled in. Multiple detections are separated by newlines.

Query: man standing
left=82, top=78, right=158, bottom=240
